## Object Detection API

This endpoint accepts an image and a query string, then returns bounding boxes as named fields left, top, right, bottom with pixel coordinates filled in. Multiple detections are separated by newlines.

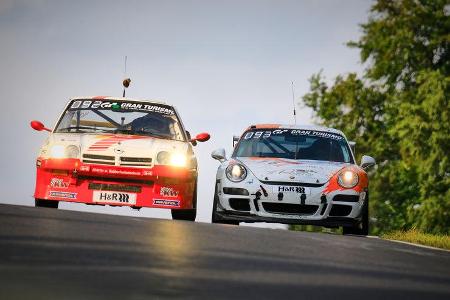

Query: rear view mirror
left=30, top=120, right=51, bottom=132
left=194, top=132, right=210, bottom=142
left=211, top=148, right=226, bottom=162
left=361, top=155, right=376, bottom=169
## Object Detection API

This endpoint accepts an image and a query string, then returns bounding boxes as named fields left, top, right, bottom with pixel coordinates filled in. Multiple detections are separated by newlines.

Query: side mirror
left=30, top=120, right=51, bottom=132
left=190, top=132, right=210, bottom=143
left=211, top=148, right=226, bottom=162
left=196, top=132, right=210, bottom=142
left=361, top=155, right=376, bottom=169
left=233, top=135, right=240, bottom=147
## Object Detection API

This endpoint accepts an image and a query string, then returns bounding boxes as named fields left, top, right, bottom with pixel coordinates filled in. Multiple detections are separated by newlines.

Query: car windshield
left=54, top=99, right=186, bottom=141
left=234, top=128, right=353, bottom=163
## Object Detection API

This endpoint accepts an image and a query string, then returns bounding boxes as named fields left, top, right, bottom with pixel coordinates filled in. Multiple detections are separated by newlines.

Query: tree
left=302, top=0, right=449, bottom=234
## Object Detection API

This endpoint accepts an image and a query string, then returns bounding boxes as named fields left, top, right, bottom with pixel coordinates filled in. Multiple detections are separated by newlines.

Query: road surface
left=0, top=204, right=449, bottom=299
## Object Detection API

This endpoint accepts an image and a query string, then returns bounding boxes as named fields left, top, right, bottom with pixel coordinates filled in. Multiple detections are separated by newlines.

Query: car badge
left=114, top=148, right=124, bottom=154
left=289, top=175, right=295, bottom=179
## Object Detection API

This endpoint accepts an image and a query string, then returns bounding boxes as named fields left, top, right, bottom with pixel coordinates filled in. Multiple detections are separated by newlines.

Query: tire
left=343, top=193, right=369, bottom=236
left=35, top=199, right=59, bottom=209
left=211, top=181, right=239, bottom=226
left=171, top=184, right=197, bottom=221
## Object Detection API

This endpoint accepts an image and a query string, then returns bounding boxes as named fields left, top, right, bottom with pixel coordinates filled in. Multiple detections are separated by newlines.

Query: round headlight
left=157, top=151, right=171, bottom=165
left=65, top=145, right=80, bottom=158
left=170, top=153, right=187, bottom=167
left=226, top=163, right=247, bottom=182
left=337, top=170, right=359, bottom=188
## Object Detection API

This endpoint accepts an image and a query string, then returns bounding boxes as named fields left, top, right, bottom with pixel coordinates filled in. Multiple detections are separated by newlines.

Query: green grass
left=382, top=229, right=450, bottom=250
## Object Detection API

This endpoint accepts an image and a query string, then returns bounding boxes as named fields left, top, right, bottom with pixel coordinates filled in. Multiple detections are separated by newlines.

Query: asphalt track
left=0, top=204, right=449, bottom=299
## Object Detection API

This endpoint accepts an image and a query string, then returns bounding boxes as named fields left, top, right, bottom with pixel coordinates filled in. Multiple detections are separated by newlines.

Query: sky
left=0, top=0, right=372, bottom=225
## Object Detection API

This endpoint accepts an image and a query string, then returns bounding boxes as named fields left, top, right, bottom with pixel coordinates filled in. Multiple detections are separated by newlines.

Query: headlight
left=157, top=151, right=187, bottom=167
left=337, top=170, right=359, bottom=188
left=49, top=145, right=79, bottom=159
left=226, top=163, right=247, bottom=182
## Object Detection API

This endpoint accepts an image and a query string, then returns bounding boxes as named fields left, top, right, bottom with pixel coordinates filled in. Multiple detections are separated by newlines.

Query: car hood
left=237, top=157, right=349, bottom=185
left=48, top=133, right=188, bottom=157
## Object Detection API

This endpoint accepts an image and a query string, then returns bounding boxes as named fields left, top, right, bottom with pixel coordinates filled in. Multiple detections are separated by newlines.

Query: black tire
left=211, top=181, right=239, bottom=226
left=343, top=193, right=369, bottom=236
left=35, top=199, right=59, bottom=209
left=171, top=184, right=197, bottom=221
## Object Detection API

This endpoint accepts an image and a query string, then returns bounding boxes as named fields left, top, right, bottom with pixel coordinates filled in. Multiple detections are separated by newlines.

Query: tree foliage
left=302, top=0, right=449, bottom=234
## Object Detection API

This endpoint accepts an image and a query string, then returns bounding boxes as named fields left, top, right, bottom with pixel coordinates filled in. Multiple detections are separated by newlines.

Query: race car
left=211, top=124, right=376, bottom=235
left=31, top=97, right=210, bottom=221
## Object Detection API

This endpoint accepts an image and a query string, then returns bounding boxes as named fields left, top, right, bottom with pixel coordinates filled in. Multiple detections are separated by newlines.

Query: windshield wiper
left=58, top=126, right=107, bottom=132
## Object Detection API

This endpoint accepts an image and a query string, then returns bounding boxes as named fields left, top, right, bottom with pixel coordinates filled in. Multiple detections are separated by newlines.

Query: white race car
left=31, top=97, right=210, bottom=221
left=211, top=124, right=376, bottom=235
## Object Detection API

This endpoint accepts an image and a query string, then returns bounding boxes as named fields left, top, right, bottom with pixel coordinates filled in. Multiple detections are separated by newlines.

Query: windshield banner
left=69, top=100, right=175, bottom=115
left=243, top=129, right=344, bottom=141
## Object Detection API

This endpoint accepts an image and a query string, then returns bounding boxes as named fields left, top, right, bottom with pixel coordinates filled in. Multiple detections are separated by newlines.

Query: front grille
left=82, top=154, right=153, bottom=167
left=88, top=183, right=142, bottom=193
left=120, top=157, right=152, bottom=167
left=329, top=204, right=352, bottom=217
left=333, top=195, right=359, bottom=202
left=223, top=187, right=249, bottom=196
left=262, top=203, right=319, bottom=215
left=229, top=198, right=251, bottom=211
left=82, top=154, right=115, bottom=166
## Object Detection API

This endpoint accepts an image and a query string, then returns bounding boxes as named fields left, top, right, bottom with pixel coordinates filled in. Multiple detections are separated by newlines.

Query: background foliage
left=302, top=0, right=449, bottom=234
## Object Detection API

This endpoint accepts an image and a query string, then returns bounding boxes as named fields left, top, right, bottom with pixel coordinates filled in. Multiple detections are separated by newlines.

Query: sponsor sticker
left=70, top=100, right=175, bottom=115
left=243, top=129, right=343, bottom=141
left=273, top=186, right=311, bottom=195
left=93, top=191, right=137, bottom=204
left=153, top=199, right=180, bottom=207
left=160, top=187, right=179, bottom=197
left=91, top=167, right=142, bottom=177
left=49, top=191, right=77, bottom=199
left=50, top=178, right=69, bottom=189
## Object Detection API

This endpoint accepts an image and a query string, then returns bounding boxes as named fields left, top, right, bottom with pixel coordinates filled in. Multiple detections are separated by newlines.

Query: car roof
left=70, top=96, right=168, bottom=106
left=246, top=123, right=346, bottom=136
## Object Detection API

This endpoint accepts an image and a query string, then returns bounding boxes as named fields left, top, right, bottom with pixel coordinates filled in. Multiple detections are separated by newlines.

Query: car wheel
left=171, top=184, right=197, bottom=221
left=211, top=181, right=239, bottom=226
left=343, top=193, right=369, bottom=236
left=35, top=199, right=59, bottom=209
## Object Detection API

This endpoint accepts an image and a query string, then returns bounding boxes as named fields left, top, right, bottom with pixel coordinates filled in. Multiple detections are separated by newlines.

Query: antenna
left=122, top=56, right=131, bottom=97
left=291, top=81, right=297, bottom=124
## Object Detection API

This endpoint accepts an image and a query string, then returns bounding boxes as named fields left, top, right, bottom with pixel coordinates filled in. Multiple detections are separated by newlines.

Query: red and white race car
left=31, top=97, right=209, bottom=221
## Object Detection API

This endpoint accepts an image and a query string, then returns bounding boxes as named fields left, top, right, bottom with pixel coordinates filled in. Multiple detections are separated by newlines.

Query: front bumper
left=215, top=178, right=367, bottom=227
left=34, top=158, right=196, bottom=209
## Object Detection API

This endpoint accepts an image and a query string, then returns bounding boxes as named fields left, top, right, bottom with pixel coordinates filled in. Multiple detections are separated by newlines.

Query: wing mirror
left=360, top=155, right=376, bottom=169
left=189, top=132, right=210, bottom=145
left=30, top=120, right=51, bottom=132
left=211, top=148, right=226, bottom=162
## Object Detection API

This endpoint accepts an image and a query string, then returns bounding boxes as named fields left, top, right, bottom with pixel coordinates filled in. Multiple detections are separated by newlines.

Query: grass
left=382, top=229, right=450, bottom=250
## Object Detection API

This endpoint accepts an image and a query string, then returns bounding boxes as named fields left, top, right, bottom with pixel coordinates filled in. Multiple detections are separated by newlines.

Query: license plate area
left=272, top=186, right=311, bottom=195
left=93, top=191, right=137, bottom=204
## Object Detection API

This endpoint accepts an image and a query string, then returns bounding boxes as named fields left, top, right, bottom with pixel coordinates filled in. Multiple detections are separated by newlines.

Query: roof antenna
left=122, top=56, right=131, bottom=97
left=291, top=81, right=297, bottom=124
